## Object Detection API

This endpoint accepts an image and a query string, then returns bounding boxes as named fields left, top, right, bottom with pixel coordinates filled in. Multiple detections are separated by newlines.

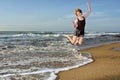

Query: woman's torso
left=76, top=16, right=86, bottom=32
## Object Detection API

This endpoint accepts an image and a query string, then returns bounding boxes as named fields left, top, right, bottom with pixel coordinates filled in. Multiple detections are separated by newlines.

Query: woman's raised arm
left=84, top=0, right=91, bottom=18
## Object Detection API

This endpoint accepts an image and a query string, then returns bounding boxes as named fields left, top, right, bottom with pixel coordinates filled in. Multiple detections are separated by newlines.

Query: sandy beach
left=57, top=42, right=120, bottom=80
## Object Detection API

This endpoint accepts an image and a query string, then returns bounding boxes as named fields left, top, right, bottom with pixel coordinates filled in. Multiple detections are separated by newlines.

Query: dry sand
left=57, top=42, right=120, bottom=80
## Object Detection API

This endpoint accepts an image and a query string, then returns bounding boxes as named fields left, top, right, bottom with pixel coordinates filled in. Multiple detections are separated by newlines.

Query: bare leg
left=74, top=38, right=79, bottom=45
left=78, top=36, right=84, bottom=45
left=64, top=35, right=77, bottom=45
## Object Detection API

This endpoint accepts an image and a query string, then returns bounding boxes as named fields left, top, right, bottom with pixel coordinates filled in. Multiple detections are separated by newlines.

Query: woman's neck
left=77, top=15, right=83, bottom=18
left=77, top=15, right=84, bottom=21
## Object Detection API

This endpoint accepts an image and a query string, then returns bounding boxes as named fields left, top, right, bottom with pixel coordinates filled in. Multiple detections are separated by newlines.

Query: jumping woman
left=65, top=1, right=91, bottom=45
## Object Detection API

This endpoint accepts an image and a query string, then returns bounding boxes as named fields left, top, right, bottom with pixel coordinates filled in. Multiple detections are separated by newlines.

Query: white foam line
left=20, top=69, right=54, bottom=75
left=47, top=72, right=57, bottom=80
left=48, top=59, right=93, bottom=80
left=55, top=59, right=93, bottom=73
left=0, top=74, right=15, bottom=78
left=0, top=58, right=93, bottom=80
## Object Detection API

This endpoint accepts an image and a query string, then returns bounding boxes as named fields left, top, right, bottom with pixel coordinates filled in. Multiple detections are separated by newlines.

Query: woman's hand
left=72, top=22, right=76, bottom=28
left=72, top=19, right=78, bottom=28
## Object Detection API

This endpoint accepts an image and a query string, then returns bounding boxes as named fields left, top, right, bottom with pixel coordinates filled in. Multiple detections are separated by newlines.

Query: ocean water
left=0, top=31, right=120, bottom=80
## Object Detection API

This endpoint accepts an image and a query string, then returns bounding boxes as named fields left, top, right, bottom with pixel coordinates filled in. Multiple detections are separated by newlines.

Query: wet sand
left=57, top=42, right=120, bottom=80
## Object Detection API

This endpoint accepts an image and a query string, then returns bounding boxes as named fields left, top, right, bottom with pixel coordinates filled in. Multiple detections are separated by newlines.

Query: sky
left=0, top=0, right=120, bottom=32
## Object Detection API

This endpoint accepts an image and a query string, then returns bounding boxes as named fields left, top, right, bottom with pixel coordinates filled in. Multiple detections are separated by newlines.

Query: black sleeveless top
left=76, top=16, right=86, bottom=35
left=74, top=17, right=85, bottom=37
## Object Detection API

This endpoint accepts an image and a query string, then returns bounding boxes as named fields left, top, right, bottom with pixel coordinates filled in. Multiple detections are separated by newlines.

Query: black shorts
left=74, top=29, right=84, bottom=37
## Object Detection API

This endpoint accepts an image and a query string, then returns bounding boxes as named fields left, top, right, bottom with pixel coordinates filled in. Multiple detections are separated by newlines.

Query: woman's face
left=76, top=11, right=82, bottom=16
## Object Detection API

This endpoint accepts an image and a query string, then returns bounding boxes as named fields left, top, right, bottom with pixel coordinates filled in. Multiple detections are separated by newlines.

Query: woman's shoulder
left=77, top=16, right=85, bottom=21
left=82, top=15, right=86, bottom=19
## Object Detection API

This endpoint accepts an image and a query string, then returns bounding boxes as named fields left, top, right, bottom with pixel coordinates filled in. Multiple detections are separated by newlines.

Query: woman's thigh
left=78, top=36, right=84, bottom=45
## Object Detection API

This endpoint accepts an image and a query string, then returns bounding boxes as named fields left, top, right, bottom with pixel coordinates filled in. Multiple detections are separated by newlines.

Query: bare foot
left=64, top=34, right=70, bottom=38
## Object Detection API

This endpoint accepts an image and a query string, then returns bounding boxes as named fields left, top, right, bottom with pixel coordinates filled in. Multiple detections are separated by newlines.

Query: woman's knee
left=71, top=40, right=76, bottom=44
left=78, top=42, right=82, bottom=45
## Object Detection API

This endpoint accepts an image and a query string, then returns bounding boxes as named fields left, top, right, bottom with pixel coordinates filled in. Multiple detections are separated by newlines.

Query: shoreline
left=56, top=42, right=120, bottom=80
